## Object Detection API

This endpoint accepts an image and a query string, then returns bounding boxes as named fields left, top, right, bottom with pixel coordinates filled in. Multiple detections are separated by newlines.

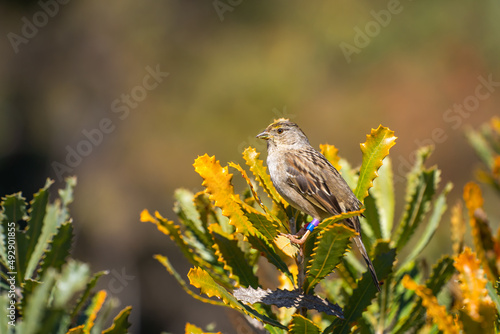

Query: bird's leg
left=280, top=218, right=320, bottom=245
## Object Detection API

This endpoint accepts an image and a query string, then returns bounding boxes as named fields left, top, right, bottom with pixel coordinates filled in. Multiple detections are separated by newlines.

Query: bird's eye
left=277, top=128, right=284, bottom=134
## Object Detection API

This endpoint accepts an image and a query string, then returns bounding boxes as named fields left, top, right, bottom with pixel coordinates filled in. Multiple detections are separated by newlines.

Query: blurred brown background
left=0, top=0, right=499, bottom=333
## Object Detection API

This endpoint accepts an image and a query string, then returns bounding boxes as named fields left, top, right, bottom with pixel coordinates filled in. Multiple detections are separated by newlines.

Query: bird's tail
left=353, top=235, right=381, bottom=292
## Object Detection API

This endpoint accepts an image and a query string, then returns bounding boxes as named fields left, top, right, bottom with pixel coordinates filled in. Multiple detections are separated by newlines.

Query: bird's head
left=256, top=118, right=310, bottom=148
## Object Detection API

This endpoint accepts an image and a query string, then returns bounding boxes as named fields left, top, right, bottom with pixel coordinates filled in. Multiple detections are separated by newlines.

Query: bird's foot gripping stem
left=280, top=218, right=320, bottom=245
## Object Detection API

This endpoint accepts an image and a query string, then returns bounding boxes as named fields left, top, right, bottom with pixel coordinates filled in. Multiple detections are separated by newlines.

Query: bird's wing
left=284, top=150, right=345, bottom=216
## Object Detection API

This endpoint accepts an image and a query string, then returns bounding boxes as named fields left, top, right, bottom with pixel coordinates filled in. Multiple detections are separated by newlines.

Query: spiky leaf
left=304, top=224, right=357, bottom=293
left=0, top=192, right=27, bottom=267
left=395, top=152, right=440, bottom=251
left=23, top=179, right=53, bottom=279
left=399, top=182, right=452, bottom=269
left=289, top=314, right=321, bottom=334
left=212, top=232, right=259, bottom=288
left=38, top=221, right=73, bottom=278
left=194, top=154, right=258, bottom=236
left=354, top=125, right=397, bottom=201
left=102, top=306, right=132, bottom=334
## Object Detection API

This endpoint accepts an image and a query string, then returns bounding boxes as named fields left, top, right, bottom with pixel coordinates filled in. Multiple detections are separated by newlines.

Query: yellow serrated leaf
left=454, top=247, right=494, bottom=321
left=320, top=143, right=342, bottom=171
left=355, top=125, right=397, bottom=201
left=211, top=242, right=239, bottom=287
left=402, top=275, right=462, bottom=334
left=194, top=154, right=257, bottom=236
left=229, top=162, right=282, bottom=230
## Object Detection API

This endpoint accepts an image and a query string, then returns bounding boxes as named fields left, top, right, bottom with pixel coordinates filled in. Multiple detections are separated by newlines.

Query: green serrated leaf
left=102, top=306, right=132, bottom=334
left=0, top=193, right=27, bottom=268
left=38, top=222, right=73, bottom=277
left=212, top=232, right=259, bottom=288
left=354, top=126, right=397, bottom=201
left=244, top=210, right=278, bottom=241
left=362, top=194, right=381, bottom=242
left=395, top=165, right=440, bottom=252
left=304, top=224, right=357, bottom=294
left=246, top=234, right=294, bottom=285
left=24, top=179, right=53, bottom=279
left=289, top=314, right=320, bottom=334
left=398, top=182, right=452, bottom=270
left=25, top=203, right=60, bottom=281
left=370, top=157, right=395, bottom=240
left=324, top=241, right=396, bottom=334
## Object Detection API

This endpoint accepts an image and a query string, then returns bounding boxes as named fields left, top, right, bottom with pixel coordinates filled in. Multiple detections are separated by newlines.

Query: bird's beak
left=256, top=130, right=270, bottom=140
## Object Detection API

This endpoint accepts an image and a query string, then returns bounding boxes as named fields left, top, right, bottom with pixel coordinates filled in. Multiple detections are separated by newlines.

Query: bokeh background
left=1, top=0, right=499, bottom=333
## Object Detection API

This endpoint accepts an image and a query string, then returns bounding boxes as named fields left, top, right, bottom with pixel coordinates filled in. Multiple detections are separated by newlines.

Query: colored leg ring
left=306, top=218, right=321, bottom=232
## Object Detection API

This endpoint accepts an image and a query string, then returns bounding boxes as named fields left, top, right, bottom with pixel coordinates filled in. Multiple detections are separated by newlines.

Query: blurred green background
left=1, top=0, right=499, bottom=333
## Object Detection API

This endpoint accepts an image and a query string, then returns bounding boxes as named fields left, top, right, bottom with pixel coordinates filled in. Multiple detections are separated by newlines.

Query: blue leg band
left=306, top=218, right=321, bottom=232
